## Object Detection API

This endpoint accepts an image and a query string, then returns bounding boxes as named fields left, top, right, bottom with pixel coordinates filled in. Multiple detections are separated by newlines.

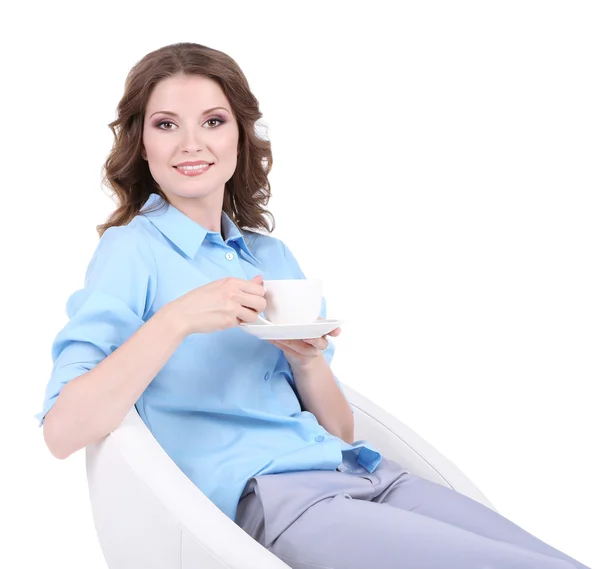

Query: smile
left=174, top=164, right=213, bottom=176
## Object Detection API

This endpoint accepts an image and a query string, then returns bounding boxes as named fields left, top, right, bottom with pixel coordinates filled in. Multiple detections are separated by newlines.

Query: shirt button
left=225, top=251, right=234, bottom=261
left=315, top=435, right=325, bottom=442
left=264, top=372, right=271, bottom=381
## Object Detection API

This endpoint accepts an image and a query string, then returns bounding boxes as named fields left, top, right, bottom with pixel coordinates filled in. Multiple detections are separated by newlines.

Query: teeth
left=178, top=164, right=211, bottom=170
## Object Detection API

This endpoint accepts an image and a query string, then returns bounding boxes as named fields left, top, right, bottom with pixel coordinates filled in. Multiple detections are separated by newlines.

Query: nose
left=180, top=126, right=205, bottom=154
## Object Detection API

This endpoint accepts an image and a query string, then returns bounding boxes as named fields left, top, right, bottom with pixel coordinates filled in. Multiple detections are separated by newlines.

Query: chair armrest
left=86, top=407, right=291, bottom=569
left=342, top=382, right=496, bottom=511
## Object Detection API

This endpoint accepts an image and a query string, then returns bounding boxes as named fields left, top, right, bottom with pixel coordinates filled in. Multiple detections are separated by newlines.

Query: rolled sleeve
left=36, top=225, right=156, bottom=426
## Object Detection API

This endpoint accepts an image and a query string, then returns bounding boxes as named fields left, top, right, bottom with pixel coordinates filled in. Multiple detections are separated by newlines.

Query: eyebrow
left=150, top=106, right=230, bottom=119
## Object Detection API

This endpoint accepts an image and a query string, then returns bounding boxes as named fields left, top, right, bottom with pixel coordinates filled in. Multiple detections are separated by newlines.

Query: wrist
left=156, top=301, right=190, bottom=341
left=289, top=351, right=326, bottom=378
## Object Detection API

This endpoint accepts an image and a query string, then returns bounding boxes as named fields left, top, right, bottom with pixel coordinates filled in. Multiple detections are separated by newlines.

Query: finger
left=236, top=305, right=262, bottom=324
left=239, top=277, right=266, bottom=296
left=238, top=291, right=267, bottom=314
left=275, top=339, right=320, bottom=357
left=269, top=339, right=300, bottom=352
left=270, top=340, right=299, bottom=358
left=304, top=337, right=329, bottom=350
left=273, top=339, right=301, bottom=353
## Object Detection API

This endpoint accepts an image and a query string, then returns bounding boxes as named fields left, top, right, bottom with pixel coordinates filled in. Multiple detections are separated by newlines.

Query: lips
left=175, top=160, right=213, bottom=167
left=174, top=163, right=213, bottom=177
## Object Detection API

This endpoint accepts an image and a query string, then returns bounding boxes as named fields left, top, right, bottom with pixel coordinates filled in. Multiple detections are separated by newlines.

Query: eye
left=156, top=120, right=175, bottom=130
left=153, top=117, right=225, bottom=130
left=205, top=117, right=225, bottom=128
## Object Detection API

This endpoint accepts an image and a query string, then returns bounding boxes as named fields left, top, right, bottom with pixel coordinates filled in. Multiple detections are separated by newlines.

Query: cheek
left=143, top=127, right=175, bottom=158
left=143, top=133, right=164, bottom=159
left=219, top=126, right=239, bottom=157
left=216, top=133, right=238, bottom=153
left=142, top=132, right=154, bottom=159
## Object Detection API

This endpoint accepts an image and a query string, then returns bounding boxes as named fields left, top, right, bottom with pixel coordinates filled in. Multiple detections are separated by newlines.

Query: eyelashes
left=154, top=117, right=226, bottom=130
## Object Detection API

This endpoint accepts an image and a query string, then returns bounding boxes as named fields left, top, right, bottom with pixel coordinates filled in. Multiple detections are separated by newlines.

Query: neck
left=167, top=189, right=224, bottom=234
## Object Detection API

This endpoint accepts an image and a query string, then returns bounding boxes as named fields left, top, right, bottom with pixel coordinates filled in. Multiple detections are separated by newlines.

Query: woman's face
left=142, top=73, right=239, bottom=205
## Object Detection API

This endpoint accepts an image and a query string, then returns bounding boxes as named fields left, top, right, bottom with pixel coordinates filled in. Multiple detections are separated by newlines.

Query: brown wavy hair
left=97, top=42, right=274, bottom=237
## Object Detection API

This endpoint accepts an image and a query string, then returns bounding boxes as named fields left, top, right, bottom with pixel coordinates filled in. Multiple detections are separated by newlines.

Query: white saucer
left=240, top=319, right=342, bottom=340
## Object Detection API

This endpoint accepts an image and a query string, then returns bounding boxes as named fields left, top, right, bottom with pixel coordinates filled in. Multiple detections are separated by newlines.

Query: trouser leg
left=372, top=459, right=589, bottom=569
left=269, top=493, right=577, bottom=569
left=235, top=467, right=580, bottom=569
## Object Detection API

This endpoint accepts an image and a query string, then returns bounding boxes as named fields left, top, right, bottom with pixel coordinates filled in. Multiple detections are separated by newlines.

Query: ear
left=141, top=146, right=147, bottom=160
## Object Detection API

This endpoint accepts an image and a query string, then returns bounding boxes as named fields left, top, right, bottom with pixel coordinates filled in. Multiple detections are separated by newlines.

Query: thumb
left=251, top=274, right=264, bottom=284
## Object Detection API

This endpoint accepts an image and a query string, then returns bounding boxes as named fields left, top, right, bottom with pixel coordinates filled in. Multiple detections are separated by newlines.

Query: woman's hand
left=171, top=275, right=266, bottom=336
left=268, top=323, right=341, bottom=369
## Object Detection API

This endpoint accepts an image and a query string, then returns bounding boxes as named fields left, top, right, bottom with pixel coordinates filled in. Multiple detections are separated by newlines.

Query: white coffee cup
left=262, top=279, right=322, bottom=325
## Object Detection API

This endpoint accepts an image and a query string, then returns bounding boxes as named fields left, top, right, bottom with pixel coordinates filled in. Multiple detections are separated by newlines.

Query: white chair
left=86, top=383, right=496, bottom=568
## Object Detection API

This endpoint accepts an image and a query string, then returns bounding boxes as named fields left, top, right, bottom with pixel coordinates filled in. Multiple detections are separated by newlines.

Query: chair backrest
left=343, top=383, right=495, bottom=510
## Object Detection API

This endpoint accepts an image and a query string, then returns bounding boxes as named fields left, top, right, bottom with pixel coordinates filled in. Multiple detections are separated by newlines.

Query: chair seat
left=86, top=382, right=495, bottom=568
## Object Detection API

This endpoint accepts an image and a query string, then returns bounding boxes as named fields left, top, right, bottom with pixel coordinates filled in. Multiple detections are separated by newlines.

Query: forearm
left=43, top=303, right=187, bottom=459
left=290, top=353, right=354, bottom=444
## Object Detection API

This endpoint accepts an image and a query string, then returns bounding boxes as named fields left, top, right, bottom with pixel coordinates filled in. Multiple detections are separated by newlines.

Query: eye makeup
left=152, top=116, right=227, bottom=129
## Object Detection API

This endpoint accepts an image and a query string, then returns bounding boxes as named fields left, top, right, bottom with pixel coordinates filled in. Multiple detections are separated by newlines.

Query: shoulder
left=96, top=217, right=149, bottom=249
left=64, top=219, right=158, bottom=319
left=86, top=219, right=156, bottom=281
left=95, top=218, right=153, bottom=259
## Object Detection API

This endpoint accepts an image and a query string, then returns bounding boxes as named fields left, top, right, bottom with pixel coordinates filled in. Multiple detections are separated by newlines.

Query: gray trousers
left=235, top=458, right=589, bottom=569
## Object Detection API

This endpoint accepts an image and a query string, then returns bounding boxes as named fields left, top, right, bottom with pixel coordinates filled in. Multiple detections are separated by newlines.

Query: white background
left=1, top=1, right=598, bottom=567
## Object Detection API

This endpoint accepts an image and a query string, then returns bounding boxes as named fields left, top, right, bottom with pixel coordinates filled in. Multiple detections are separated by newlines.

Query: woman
left=37, top=42, right=588, bottom=569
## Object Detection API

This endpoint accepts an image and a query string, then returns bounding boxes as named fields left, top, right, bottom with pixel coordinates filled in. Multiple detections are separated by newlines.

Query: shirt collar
left=219, top=211, right=261, bottom=263
left=141, top=193, right=260, bottom=264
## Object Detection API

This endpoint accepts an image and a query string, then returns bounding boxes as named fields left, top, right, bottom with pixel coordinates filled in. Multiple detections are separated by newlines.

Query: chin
left=152, top=166, right=234, bottom=201
left=160, top=184, right=225, bottom=202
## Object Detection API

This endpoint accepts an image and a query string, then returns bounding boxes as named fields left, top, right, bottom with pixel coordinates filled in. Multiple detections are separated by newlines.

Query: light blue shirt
left=37, top=193, right=381, bottom=520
